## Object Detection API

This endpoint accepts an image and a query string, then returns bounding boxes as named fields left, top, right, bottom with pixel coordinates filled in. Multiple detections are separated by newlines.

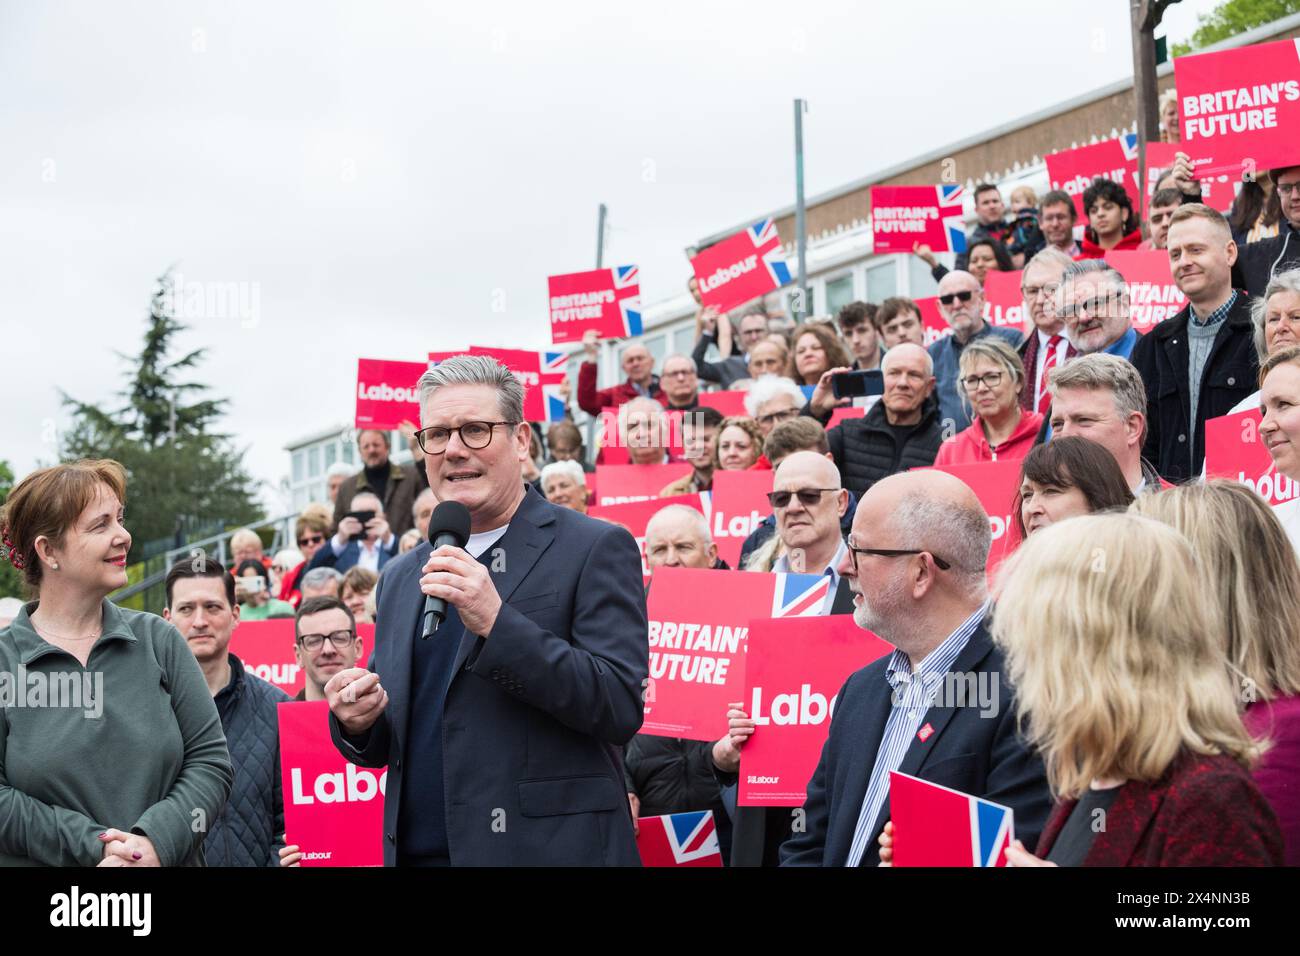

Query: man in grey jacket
left=164, top=557, right=291, bottom=866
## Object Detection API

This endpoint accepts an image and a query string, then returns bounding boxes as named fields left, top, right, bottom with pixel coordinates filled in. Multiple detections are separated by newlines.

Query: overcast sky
left=1, top=0, right=1224, bottom=512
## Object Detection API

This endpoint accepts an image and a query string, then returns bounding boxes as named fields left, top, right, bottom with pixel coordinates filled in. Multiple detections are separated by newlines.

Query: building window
left=342, top=442, right=355, bottom=465
left=787, top=286, right=815, bottom=320
left=908, top=256, right=940, bottom=297
left=621, top=335, right=665, bottom=368
left=324, top=443, right=337, bottom=469
left=866, top=260, right=898, bottom=302
left=308, top=446, right=321, bottom=478
left=292, top=451, right=305, bottom=484
left=825, top=274, right=854, bottom=316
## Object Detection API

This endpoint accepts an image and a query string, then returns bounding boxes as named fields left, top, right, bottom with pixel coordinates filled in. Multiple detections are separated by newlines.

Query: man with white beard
left=776, top=470, right=1051, bottom=866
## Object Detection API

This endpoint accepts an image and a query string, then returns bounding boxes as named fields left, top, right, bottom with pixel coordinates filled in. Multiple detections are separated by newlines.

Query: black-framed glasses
left=1058, top=294, right=1123, bottom=319
left=847, top=544, right=952, bottom=573
left=938, top=290, right=975, bottom=306
left=415, top=421, right=518, bottom=454
left=757, top=408, right=799, bottom=427
left=297, top=629, right=356, bottom=651
left=961, top=371, right=1004, bottom=392
left=298, top=534, right=324, bottom=547
left=767, top=488, right=839, bottom=509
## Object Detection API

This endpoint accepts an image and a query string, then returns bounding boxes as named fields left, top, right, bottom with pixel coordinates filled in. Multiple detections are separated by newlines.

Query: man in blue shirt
left=928, top=270, right=1022, bottom=434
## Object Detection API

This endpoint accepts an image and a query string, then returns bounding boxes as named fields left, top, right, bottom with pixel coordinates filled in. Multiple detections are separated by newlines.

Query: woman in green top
left=0, top=459, right=232, bottom=866
left=234, top=559, right=296, bottom=620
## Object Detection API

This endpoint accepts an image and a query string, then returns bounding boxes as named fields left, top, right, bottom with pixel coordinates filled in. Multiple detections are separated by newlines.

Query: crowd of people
left=2, top=119, right=1300, bottom=869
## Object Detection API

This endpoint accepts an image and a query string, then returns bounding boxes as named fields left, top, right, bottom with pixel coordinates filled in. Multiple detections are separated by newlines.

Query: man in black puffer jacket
left=826, top=343, right=945, bottom=501
left=165, top=558, right=292, bottom=867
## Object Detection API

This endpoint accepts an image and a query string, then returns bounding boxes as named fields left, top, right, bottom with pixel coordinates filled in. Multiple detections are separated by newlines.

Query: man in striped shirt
left=780, top=470, right=1051, bottom=866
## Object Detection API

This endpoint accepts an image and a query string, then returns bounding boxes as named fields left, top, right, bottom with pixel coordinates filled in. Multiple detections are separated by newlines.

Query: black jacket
left=623, top=736, right=733, bottom=859
left=826, top=395, right=944, bottom=501
left=205, top=653, right=292, bottom=867
left=1236, top=220, right=1300, bottom=297
left=1130, top=292, right=1258, bottom=483
left=780, top=620, right=1052, bottom=866
left=691, top=332, right=749, bottom=387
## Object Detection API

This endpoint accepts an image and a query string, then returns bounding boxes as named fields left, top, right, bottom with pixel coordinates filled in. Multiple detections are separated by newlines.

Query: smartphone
left=831, top=369, right=884, bottom=400
left=344, top=510, right=376, bottom=541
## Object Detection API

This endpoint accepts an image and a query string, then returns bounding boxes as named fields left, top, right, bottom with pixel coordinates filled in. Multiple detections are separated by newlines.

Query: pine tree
left=59, top=269, right=262, bottom=561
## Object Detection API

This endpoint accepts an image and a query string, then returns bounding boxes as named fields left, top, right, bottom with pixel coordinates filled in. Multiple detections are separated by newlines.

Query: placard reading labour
left=690, top=219, right=791, bottom=315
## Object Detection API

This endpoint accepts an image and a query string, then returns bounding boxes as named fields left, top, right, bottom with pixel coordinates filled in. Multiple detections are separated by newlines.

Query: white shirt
left=330, top=531, right=396, bottom=572
left=465, top=525, right=510, bottom=558
left=1033, top=329, right=1069, bottom=404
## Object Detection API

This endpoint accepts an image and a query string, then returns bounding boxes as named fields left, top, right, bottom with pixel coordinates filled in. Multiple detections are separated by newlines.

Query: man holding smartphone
left=307, top=491, right=398, bottom=575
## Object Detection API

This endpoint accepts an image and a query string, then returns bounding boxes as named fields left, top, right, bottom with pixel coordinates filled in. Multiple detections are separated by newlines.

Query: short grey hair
left=881, top=344, right=934, bottom=377
left=886, top=491, right=990, bottom=593
left=417, top=355, right=524, bottom=424
left=412, top=486, right=435, bottom=516
left=1252, top=268, right=1300, bottom=363
left=301, top=566, right=344, bottom=590
left=618, top=396, right=666, bottom=433
left=646, top=504, right=712, bottom=545
left=326, top=462, right=359, bottom=480
left=1056, top=259, right=1128, bottom=314
left=1022, top=245, right=1075, bottom=288
left=744, top=374, right=807, bottom=417
left=1048, top=352, right=1147, bottom=423
left=540, top=460, right=586, bottom=491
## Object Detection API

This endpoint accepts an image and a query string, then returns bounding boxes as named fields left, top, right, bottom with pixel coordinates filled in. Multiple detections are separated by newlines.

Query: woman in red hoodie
left=934, top=337, right=1042, bottom=465
left=1078, top=176, right=1143, bottom=258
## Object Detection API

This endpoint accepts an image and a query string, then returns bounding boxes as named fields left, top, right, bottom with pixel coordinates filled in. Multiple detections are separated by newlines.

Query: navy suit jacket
left=328, top=486, right=649, bottom=866
left=780, top=620, right=1051, bottom=866
left=307, top=536, right=398, bottom=575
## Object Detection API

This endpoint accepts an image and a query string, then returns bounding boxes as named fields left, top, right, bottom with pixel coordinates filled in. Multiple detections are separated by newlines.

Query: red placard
left=870, top=185, right=966, bottom=254
left=464, top=346, right=567, bottom=422
left=738, top=616, right=891, bottom=806
left=642, top=567, right=836, bottom=741
left=548, top=266, right=641, bottom=344
left=916, top=296, right=952, bottom=347
left=925, top=459, right=1024, bottom=578
left=588, top=493, right=708, bottom=582
left=827, top=405, right=868, bottom=430
left=698, top=391, right=749, bottom=417
left=1044, top=135, right=1141, bottom=220
left=707, top=469, right=774, bottom=569
left=1174, top=39, right=1300, bottom=179
left=1103, top=249, right=1186, bottom=334
left=228, top=619, right=372, bottom=697
left=355, top=358, right=426, bottom=430
left=1142, top=142, right=1236, bottom=217
left=981, top=270, right=1026, bottom=332
left=1204, top=409, right=1300, bottom=506
left=593, top=463, right=691, bottom=507
left=278, top=700, right=385, bottom=867
left=889, top=771, right=1013, bottom=867
left=690, top=219, right=792, bottom=315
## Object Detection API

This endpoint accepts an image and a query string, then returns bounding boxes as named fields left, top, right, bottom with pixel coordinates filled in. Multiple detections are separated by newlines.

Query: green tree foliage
left=0, top=460, right=26, bottom=599
left=1171, top=0, right=1300, bottom=57
left=59, top=269, right=262, bottom=562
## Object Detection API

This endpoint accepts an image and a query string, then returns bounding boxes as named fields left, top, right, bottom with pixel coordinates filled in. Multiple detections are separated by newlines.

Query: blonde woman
left=934, top=337, right=1041, bottom=465
left=1131, top=481, right=1300, bottom=864
left=992, top=514, right=1282, bottom=866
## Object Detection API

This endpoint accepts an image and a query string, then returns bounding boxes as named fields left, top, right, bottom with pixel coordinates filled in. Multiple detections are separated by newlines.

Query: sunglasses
left=766, top=488, right=839, bottom=509
left=298, top=534, right=324, bottom=547
left=938, top=291, right=975, bottom=306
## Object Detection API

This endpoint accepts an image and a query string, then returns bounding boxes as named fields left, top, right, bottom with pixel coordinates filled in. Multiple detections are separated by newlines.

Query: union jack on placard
left=938, top=185, right=966, bottom=254
left=747, top=219, right=792, bottom=290
left=636, top=810, right=722, bottom=867
left=541, top=350, right=568, bottom=422
left=614, top=264, right=642, bottom=337
left=772, top=572, right=832, bottom=617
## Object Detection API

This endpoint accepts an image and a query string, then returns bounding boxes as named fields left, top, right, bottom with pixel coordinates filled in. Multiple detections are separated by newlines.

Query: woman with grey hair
left=935, top=337, right=1042, bottom=465
left=1231, top=268, right=1300, bottom=414
left=540, top=459, right=588, bottom=513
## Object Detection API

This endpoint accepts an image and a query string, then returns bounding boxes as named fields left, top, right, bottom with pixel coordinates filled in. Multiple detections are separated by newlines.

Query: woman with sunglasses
left=935, top=338, right=1041, bottom=465
left=277, top=503, right=333, bottom=608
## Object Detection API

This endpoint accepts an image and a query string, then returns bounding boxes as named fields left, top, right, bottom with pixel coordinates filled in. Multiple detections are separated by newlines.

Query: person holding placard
left=1237, top=165, right=1300, bottom=297
left=994, top=514, right=1282, bottom=867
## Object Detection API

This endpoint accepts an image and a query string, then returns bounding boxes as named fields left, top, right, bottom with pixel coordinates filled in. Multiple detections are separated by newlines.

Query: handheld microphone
left=421, top=500, right=473, bottom=639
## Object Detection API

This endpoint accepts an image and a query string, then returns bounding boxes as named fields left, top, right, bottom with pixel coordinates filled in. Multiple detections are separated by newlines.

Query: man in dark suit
left=779, top=470, right=1051, bottom=866
left=324, top=355, right=649, bottom=866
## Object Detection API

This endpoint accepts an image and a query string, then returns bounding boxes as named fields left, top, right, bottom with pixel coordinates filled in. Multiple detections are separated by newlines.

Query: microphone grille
left=427, top=500, right=472, bottom=547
